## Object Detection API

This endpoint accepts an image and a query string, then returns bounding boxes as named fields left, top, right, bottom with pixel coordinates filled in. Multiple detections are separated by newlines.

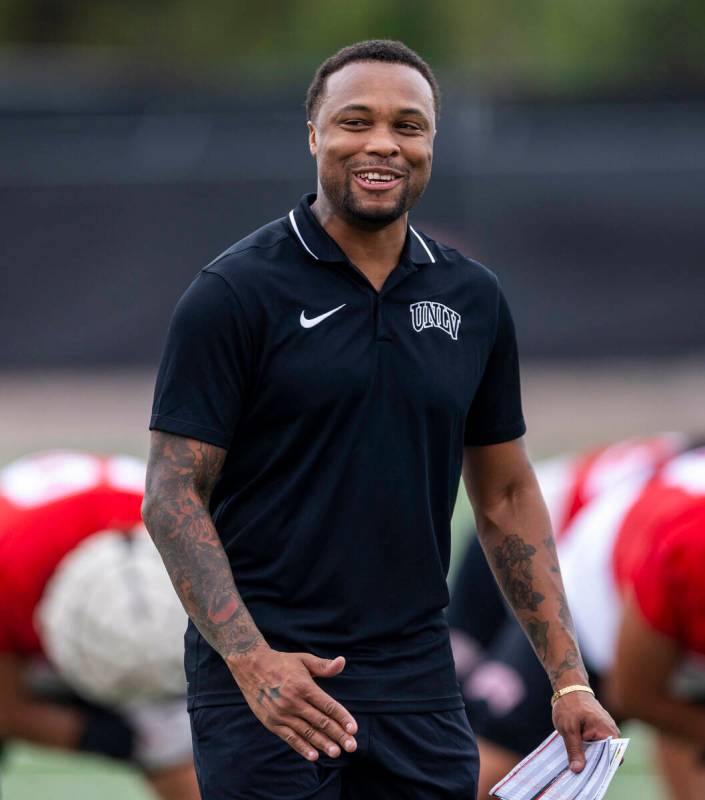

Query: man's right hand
left=227, top=646, right=358, bottom=762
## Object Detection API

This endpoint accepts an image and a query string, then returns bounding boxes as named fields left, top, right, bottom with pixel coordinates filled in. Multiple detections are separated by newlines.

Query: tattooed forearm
left=549, top=647, right=583, bottom=685
left=142, top=431, right=264, bottom=660
left=557, top=592, right=573, bottom=631
left=526, top=617, right=549, bottom=661
left=543, top=535, right=561, bottom=574
left=543, top=536, right=579, bottom=636
left=492, top=534, right=545, bottom=612
left=486, top=531, right=586, bottom=686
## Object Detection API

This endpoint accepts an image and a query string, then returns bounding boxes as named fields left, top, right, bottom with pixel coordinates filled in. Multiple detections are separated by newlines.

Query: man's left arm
left=463, top=438, right=620, bottom=771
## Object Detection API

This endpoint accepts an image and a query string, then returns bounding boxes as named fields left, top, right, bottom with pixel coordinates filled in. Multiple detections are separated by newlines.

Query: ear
left=307, top=121, right=318, bottom=157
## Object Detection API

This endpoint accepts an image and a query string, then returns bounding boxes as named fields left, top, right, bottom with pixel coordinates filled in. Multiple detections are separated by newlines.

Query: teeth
left=359, top=172, right=395, bottom=182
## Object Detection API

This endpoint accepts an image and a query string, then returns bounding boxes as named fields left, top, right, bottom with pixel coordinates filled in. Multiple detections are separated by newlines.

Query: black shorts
left=190, top=704, right=479, bottom=800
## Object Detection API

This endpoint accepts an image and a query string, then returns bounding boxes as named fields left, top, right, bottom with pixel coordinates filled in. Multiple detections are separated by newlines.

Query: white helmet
left=37, top=526, right=187, bottom=705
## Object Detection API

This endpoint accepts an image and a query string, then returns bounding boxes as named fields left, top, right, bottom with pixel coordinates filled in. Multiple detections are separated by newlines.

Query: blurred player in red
left=527, top=432, right=686, bottom=542
left=449, top=434, right=705, bottom=800
left=0, top=450, right=199, bottom=800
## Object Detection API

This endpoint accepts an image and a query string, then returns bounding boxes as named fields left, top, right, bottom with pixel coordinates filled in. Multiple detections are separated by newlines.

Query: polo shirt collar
left=288, top=193, right=435, bottom=266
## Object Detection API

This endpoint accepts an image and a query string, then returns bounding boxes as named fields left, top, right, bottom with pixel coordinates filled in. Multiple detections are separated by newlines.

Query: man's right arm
left=142, top=430, right=263, bottom=659
left=142, top=430, right=358, bottom=761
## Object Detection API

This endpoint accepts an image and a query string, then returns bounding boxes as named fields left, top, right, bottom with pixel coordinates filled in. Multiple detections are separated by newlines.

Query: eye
left=340, top=119, right=369, bottom=128
left=397, top=122, right=423, bottom=133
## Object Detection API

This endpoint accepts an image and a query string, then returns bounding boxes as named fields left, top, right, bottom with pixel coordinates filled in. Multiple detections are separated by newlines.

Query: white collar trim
left=288, top=209, right=319, bottom=260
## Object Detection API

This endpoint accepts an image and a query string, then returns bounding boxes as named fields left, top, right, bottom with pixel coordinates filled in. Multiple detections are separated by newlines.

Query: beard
left=341, top=179, right=411, bottom=226
left=321, top=169, right=425, bottom=229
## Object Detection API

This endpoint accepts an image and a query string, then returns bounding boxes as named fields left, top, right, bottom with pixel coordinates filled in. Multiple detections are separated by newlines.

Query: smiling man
left=143, top=40, right=618, bottom=799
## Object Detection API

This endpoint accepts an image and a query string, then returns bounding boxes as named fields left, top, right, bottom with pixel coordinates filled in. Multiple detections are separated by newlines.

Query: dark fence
left=2, top=75, right=704, bottom=366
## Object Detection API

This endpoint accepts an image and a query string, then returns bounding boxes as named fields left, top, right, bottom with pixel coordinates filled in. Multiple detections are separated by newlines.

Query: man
left=143, top=39, right=617, bottom=799
left=451, top=441, right=705, bottom=800
left=0, top=450, right=198, bottom=800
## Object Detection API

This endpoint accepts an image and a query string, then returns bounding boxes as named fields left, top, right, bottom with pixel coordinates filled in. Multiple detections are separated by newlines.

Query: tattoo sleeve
left=463, top=445, right=590, bottom=690
left=483, top=527, right=588, bottom=688
left=142, top=431, right=263, bottom=661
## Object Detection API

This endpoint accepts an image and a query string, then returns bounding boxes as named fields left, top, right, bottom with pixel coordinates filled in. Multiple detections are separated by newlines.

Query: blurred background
left=1, top=1, right=703, bottom=797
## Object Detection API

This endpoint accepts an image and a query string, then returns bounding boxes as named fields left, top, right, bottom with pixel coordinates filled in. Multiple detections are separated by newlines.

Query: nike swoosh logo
left=300, top=304, right=346, bottom=329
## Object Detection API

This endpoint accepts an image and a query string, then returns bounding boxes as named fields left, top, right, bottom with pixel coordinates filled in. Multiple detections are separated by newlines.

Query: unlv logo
left=410, top=302, right=461, bottom=341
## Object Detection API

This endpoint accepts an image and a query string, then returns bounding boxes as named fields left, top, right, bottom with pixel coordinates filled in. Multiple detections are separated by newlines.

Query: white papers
left=490, top=731, right=630, bottom=800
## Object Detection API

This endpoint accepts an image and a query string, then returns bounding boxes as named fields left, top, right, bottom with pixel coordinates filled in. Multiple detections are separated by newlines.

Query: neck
left=311, top=191, right=407, bottom=290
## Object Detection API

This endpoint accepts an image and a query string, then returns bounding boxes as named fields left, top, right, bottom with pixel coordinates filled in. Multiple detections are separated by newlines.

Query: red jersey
left=0, top=451, right=144, bottom=655
left=537, top=432, right=686, bottom=541
left=614, top=449, right=705, bottom=656
left=559, top=446, right=705, bottom=671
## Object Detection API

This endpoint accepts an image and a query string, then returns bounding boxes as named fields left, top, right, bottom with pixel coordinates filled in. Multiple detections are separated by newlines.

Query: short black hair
left=306, top=39, right=440, bottom=123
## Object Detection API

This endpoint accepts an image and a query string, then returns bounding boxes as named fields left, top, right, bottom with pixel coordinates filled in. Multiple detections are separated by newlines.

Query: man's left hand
left=552, top=692, right=620, bottom=772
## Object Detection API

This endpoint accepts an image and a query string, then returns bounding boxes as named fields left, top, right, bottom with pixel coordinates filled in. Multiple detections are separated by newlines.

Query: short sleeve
left=632, top=511, right=705, bottom=653
left=150, top=270, right=251, bottom=448
left=632, top=536, right=679, bottom=641
left=464, top=285, right=526, bottom=446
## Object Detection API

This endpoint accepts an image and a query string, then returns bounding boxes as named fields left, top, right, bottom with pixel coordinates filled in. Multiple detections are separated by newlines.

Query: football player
left=0, top=450, right=199, bottom=800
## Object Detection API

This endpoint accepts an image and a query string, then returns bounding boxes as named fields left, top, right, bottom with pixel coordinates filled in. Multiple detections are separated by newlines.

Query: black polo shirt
left=150, top=193, right=526, bottom=712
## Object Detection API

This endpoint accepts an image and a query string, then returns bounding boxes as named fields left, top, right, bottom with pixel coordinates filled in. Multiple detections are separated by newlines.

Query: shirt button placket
left=376, top=294, right=394, bottom=343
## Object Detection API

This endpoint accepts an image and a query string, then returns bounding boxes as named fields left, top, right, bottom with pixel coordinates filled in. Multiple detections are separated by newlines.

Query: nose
left=363, top=125, right=400, bottom=158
